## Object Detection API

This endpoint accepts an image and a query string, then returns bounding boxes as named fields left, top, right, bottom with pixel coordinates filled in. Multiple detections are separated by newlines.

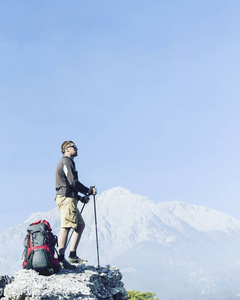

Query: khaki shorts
left=55, top=195, right=85, bottom=229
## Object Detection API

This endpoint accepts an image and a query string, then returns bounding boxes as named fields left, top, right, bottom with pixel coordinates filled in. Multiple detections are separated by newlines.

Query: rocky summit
left=1, top=264, right=127, bottom=300
left=0, top=276, right=13, bottom=299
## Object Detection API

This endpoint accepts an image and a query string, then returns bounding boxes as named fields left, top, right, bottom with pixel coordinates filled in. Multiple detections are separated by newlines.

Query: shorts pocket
left=65, top=209, right=78, bottom=224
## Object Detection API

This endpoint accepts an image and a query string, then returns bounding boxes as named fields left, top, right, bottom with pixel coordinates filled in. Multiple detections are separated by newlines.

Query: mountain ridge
left=1, top=187, right=240, bottom=299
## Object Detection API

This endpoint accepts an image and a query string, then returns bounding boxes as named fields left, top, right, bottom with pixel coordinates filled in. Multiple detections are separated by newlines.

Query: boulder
left=2, top=265, right=127, bottom=300
left=0, top=275, right=13, bottom=299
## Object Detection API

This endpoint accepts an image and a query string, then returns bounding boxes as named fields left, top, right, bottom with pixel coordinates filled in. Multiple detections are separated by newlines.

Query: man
left=55, top=140, right=96, bottom=270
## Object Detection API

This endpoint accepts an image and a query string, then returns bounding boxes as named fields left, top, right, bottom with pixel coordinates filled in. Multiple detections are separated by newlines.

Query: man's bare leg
left=58, top=227, right=76, bottom=269
left=58, top=227, right=70, bottom=255
left=70, top=223, right=85, bottom=252
left=67, top=223, right=86, bottom=263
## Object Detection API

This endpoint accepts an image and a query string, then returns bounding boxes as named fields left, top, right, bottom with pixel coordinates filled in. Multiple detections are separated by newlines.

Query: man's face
left=66, top=143, right=78, bottom=157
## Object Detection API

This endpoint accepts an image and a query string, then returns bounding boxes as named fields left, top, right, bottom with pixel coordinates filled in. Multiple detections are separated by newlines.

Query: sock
left=69, top=251, right=76, bottom=258
left=58, top=254, right=64, bottom=261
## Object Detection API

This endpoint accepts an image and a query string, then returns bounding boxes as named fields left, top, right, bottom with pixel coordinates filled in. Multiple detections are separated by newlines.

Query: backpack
left=22, top=220, right=60, bottom=276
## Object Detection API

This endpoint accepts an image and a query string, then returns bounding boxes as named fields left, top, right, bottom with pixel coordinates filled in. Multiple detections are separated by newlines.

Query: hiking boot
left=67, top=256, right=87, bottom=264
left=59, top=259, right=76, bottom=270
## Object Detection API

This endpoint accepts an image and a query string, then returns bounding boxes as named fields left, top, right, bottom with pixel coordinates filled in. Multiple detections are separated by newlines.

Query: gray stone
left=0, top=275, right=14, bottom=299
left=2, top=265, right=127, bottom=300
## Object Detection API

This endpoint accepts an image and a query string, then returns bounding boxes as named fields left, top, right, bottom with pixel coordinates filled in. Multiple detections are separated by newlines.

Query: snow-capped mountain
left=1, top=187, right=240, bottom=300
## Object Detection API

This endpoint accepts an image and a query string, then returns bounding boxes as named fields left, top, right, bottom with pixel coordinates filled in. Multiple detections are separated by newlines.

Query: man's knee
left=76, top=223, right=85, bottom=233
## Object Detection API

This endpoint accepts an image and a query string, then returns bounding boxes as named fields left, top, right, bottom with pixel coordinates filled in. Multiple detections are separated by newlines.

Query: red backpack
left=22, top=220, right=60, bottom=275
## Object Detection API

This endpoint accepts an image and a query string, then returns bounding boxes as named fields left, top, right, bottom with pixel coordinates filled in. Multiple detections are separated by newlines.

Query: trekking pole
left=93, top=193, right=100, bottom=267
left=65, top=203, right=86, bottom=250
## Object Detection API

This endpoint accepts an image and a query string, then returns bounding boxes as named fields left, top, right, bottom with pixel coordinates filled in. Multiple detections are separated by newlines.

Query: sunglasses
left=66, top=145, right=78, bottom=150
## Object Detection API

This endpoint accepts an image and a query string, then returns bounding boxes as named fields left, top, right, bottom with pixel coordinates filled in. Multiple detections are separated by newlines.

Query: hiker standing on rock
left=55, top=140, right=96, bottom=270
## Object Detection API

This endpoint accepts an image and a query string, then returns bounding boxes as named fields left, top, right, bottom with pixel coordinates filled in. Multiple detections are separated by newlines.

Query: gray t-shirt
left=55, top=156, right=89, bottom=198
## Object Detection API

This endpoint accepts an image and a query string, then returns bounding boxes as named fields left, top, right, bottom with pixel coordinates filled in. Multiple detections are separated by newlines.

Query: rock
left=0, top=275, right=14, bottom=299
left=2, top=265, right=127, bottom=300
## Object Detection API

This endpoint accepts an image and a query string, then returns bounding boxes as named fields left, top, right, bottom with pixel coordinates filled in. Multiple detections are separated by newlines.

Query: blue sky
left=1, top=0, right=240, bottom=233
